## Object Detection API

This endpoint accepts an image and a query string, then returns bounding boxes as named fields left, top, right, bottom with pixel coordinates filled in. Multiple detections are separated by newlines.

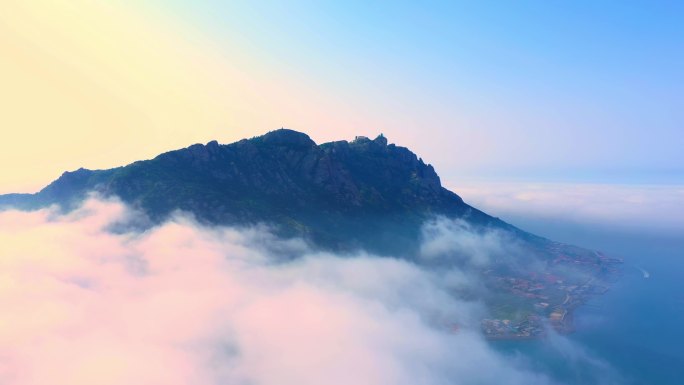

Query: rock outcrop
left=0, top=129, right=533, bottom=254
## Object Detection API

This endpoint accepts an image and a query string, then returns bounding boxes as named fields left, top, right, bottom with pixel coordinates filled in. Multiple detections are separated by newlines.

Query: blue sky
left=1, top=1, right=682, bottom=192
left=152, top=0, right=683, bottom=183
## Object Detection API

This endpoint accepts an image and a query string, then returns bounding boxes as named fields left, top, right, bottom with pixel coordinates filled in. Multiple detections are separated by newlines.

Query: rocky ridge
left=0, top=129, right=534, bottom=254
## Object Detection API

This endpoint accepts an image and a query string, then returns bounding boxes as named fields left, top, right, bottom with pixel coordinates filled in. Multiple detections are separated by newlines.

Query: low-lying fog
left=6, top=180, right=681, bottom=384
left=0, top=197, right=565, bottom=385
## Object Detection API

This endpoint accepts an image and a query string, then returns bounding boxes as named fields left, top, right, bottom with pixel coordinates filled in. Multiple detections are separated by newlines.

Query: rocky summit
left=0, top=129, right=542, bottom=254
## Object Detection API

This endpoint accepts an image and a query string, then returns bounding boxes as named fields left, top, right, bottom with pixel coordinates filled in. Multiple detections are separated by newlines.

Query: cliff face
left=0, top=129, right=525, bottom=254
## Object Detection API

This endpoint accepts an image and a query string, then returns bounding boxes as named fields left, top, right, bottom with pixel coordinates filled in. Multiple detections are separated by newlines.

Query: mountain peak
left=0, top=128, right=519, bottom=253
left=258, top=128, right=316, bottom=148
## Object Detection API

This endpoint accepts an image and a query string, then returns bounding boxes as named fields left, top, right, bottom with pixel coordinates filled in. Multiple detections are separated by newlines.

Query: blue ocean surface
left=491, top=219, right=684, bottom=385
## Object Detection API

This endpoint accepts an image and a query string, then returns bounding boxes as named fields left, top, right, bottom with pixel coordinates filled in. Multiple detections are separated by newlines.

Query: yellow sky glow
left=0, top=0, right=355, bottom=193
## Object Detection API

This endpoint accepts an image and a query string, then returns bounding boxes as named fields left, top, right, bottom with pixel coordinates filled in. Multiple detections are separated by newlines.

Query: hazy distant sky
left=1, top=0, right=682, bottom=193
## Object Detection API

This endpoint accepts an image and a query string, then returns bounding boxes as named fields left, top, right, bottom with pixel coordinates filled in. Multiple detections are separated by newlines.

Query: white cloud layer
left=451, top=181, right=684, bottom=234
left=420, top=217, right=515, bottom=266
left=0, top=198, right=559, bottom=385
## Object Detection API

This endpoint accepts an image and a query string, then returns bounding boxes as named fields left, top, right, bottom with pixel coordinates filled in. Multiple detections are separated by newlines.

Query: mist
left=452, top=181, right=684, bottom=237
left=450, top=180, right=684, bottom=384
left=0, top=197, right=564, bottom=385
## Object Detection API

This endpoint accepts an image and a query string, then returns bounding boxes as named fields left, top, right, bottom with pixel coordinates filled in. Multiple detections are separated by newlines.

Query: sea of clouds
left=452, top=181, right=684, bottom=235
left=0, top=197, right=580, bottom=385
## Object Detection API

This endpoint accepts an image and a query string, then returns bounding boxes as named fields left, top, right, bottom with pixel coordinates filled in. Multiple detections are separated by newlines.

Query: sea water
left=492, top=219, right=684, bottom=384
